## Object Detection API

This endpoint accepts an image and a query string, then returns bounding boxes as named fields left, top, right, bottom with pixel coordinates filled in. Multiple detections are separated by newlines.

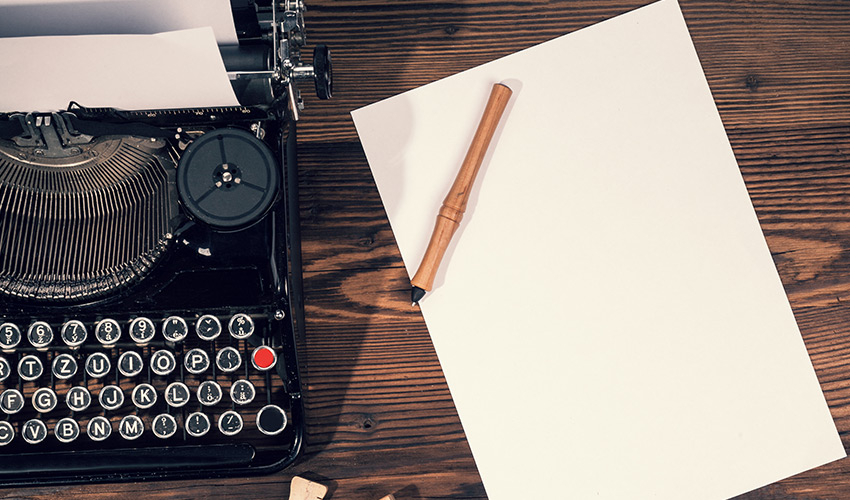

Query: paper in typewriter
left=0, top=0, right=238, bottom=44
left=0, top=27, right=239, bottom=112
left=351, top=0, right=847, bottom=498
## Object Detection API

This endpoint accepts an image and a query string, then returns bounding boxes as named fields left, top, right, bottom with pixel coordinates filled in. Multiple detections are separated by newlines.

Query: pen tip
left=411, top=286, right=426, bottom=305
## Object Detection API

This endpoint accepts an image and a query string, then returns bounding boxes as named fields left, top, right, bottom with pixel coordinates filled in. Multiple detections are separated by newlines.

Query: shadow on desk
left=294, top=140, right=485, bottom=498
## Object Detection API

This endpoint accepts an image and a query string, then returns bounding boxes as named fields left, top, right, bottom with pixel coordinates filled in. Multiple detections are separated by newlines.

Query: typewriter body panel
left=0, top=0, right=330, bottom=486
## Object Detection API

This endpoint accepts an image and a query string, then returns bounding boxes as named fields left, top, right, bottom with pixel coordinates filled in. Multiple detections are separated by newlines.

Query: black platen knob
left=313, top=44, right=333, bottom=100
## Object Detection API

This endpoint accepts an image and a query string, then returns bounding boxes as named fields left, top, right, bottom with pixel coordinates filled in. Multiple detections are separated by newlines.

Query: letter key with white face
left=18, top=355, right=43, bottom=381
left=151, top=350, right=177, bottom=376
left=52, top=353, right=77, bottom=380
left=55, top=418, right=80, bottom=443
left=0, top=323, right=20, bottom=350
left=85, top=352, right=110, bottom=379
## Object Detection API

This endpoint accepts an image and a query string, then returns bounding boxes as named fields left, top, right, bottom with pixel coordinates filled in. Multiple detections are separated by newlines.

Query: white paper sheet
left=0, top=0, right=238, bottom=45
left=0, top=28, right=240, bottom=112
left=351, top=0, right=847, bottom=498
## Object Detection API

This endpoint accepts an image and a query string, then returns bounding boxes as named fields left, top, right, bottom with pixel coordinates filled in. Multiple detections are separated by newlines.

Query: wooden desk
left=6, top=1, right=850, bottom=498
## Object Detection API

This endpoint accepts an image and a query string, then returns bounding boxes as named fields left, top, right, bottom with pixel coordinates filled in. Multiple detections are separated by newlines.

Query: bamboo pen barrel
left=410, top=83, right=513, bottom=293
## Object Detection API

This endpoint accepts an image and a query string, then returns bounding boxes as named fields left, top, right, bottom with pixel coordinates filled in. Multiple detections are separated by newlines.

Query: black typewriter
left=0, top=0, right=331, bottom=486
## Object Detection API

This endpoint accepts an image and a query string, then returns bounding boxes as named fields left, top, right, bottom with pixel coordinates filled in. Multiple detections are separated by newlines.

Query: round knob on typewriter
left=60, top=320, right=87, bottom=347
left=22, top=419, right=48, bottom=444
left=195, top=314, right=222, bottom=341
left=186, top=412, right=211, bottom=438
left=27, top=321, right=53, bottom=349
left=217, top=410, right=243, bottom=436
left=0, top=357, right=9, bottom=383
left=252, top=345, right=277, bottom=371
left=313, top=44, right=333, bottom=100
left=0, top=421, right=13, bottom=446
left=152, top=413, right=177, bottom=439
left=177, top=128, right=279, bottom=230
left=256, top=404, right=288, bottom=436
left=0, top=323, right=22, bottom=350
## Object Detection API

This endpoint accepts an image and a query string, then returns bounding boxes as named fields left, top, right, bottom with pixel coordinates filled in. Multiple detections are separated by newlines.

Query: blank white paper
left=0, top=0, right=238, bottom=45
left=0, top=28, right=239, bottom=112
left=351, top=0, right=847, bottom=498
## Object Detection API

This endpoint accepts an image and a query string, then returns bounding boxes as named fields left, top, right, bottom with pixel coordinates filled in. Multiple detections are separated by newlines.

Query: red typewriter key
left=252, top=346, right=277, bottom=371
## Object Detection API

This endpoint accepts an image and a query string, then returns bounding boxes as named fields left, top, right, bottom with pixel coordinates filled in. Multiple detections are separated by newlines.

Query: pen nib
left=410, top=286, right=426, bottom=305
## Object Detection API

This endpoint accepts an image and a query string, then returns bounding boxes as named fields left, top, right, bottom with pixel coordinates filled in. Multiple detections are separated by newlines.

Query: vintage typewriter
left=0, top=0, right=330, bottom=486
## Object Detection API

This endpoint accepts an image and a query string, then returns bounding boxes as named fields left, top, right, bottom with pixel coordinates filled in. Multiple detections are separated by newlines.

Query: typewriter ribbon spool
left=177, top=128, right=280, bottom=230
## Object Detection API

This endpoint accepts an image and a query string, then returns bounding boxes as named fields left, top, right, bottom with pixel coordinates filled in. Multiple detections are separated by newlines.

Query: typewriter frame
left=0, top=0, right=328, bottom=486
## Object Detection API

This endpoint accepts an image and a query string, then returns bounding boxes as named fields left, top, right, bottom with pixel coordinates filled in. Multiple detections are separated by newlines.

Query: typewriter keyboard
left=0, top=311, right=295, bottom=452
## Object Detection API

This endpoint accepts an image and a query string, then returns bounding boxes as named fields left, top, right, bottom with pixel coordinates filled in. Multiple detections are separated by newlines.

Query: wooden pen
left=410, top=82, right=513, bottom=304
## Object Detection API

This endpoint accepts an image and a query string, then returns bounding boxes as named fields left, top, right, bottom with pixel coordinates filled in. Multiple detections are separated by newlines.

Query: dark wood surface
left=5, top=0, right=850, bottom=498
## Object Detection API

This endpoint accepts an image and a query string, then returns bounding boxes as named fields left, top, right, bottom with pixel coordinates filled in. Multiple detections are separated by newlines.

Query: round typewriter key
left=99, top=385, right=124, bottom=411
left=228, top=313, right=254, bottom=339
left=165, top=382, right=191, bottom=408
left=22, top=419, right=47, bottom=444
left=230, top=379, right=256, bottom=406
left=152, top=413, right=177, bottom=439
left=162, top=316, right=189, bottom=343
left=27, top=321, right=53, bottom=348
left=256, top=404, right=288, bottom=436
left=186, top=411, right=211, bottom=437
left=0, top=357, right=10, bottom=382
left=94, top=318, right=121, bottom=345
left=86, top=416, right=112, bottom=441
left=60, top=320, right=87, bottom=347
left=151, top=349, right=177, bottom=376
left=217, top=410, right=243, bottom=436
left=118, top=351, right=144, bottom=377
left=51, top=353, right=78, bottom=380
left=251, top=345, right=277, bottom=371
left=55, top=417, right=80, bottom=443
left=0, top=421, right=14, bottom=446
left=196, top=314, right=222, bottom=341
left=0, top=388, right=24, bottom=414
left=215, top=346, right=242, bottom=373
left=18, top=354, right=43, bottom=381
left=32, top=387, right=58, bottom=413
left=119, top=415, right=144, bottom=440
left=0, top=322, right=22, bottom=349
left=197, top=380, right=223, bottom=406
left=183, top=348, right=210, bottom=374
left=84, top=352, right=111, bottom=379
left=66, top=386, right=92, bottom=412
left=131, top=383, right=157, bottom=410
left=128, top=317, right=156, bottom=344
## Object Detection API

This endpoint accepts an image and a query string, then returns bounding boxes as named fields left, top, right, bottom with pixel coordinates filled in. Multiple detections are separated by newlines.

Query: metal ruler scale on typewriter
left=0, top=0, right=331, bottom=486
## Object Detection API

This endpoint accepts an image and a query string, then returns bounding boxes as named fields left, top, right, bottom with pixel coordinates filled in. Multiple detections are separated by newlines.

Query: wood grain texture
left=3, top=1, right=850, bottom=499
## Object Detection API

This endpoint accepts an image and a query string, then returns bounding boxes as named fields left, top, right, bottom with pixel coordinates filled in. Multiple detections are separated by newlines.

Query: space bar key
left=0, top=443, right=256, bottom=474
